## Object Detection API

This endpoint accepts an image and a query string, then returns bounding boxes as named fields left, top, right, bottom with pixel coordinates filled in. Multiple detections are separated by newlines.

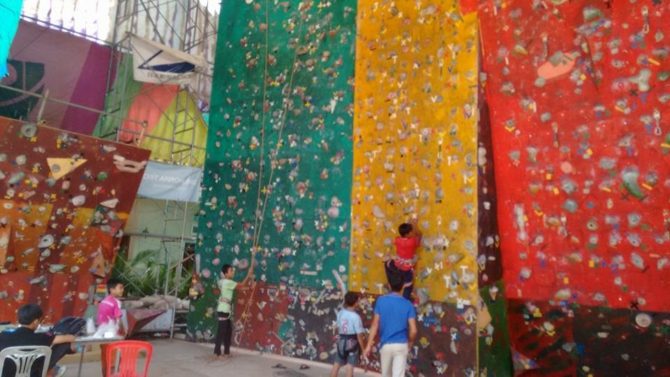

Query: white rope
left=238, top=1, right=307, bottom=343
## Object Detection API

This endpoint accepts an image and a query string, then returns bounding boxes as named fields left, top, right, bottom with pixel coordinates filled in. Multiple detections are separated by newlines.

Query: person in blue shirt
left=363, top=272, right=417, bottom=377
left=330, top=292, right=365, bottom=377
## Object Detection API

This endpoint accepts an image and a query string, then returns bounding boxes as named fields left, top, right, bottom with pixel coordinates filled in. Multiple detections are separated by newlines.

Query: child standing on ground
left=385, top=218, right=422, bottom=300
left=214, top=253, right=256, bottom=359
left=330, top=292, right=366, bottom=377
left=97, top=278, right=126, bottom=374
left=96, top=278, right=125, bottom=334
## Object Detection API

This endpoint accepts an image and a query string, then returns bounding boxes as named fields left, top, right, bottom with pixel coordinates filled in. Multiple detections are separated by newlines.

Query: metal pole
left=19, top=15, right=111, bottom=46
left=36, top=89, right=49, bottom=123
left=0, top=83, right=146, bottom=127
left=0, top=86, right=205, bottom=150
left=108, top=128, right=204, bottom=150
left=105, top=0, right=124, bottom=97
left=160, top=199, right=170, bottom=296
left=170, top=199, right=190, bottom=339
left=173, top=201, right=189, bottom=296
left=124, top=231, right=195, bottom=241
left=164, top=237, right=170, bottom=296
left=138, top=0, right=167, bottom=45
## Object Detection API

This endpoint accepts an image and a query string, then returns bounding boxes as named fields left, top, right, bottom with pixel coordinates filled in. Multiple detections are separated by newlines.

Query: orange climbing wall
left=350, top=0, right=479, bottom=304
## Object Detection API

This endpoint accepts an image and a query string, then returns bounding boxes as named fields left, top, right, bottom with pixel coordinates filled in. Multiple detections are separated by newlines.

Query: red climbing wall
left=480, top=1, right=670, bottom=375
left=0, top=117, right=149, bottom=321
left=481, top=0, right=670, bottom=312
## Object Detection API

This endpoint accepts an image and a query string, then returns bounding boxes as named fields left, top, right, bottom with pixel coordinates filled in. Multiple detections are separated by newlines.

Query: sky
left=21, top=0, right=220, bottom=44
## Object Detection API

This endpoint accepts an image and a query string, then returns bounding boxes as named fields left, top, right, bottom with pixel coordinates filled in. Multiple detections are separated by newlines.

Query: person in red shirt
left=385, top=219, right=422, bottom=300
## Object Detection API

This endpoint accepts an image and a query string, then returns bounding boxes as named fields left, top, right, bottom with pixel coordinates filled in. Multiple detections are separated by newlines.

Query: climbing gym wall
left=190, top=0, right=356, bottom=353
left=350, top=0, right=479, bottom=373
left=477, top=100, right=512, bottom=376
left=191, top=0, right=484, bottom=375
left=194, top=0, right=670, bottom=375
left=480, top=0, right=670, bottom=375
left=351, top=0, right=479, bottom=304
left=0, top=117, right=149, bottom=321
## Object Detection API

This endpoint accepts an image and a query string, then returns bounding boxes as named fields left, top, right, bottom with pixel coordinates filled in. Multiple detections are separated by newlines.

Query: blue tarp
left=0, top=1, right=23, bottom=77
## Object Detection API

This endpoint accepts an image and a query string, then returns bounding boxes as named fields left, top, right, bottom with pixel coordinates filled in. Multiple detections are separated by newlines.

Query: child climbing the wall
left=385, top=218, right=422, bottom=300
left=330, top=292, right=366, bottom=377
left=213, top=251, right=256, bottom=359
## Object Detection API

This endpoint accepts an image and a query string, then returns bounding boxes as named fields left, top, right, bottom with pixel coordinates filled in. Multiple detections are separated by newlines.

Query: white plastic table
left=74, top=335, right=124, bottom=377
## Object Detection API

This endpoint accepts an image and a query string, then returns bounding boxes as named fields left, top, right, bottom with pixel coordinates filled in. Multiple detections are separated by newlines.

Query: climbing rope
left=236, top=1, right=308, bottom=345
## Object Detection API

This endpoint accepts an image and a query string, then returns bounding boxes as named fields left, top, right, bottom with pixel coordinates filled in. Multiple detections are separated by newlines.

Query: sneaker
left=53, top=365, right=67, bottom=377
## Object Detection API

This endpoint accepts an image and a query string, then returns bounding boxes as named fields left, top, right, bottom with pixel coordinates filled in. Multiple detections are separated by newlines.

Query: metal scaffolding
left=109, top=0, right=217, bottom=97
left=101, top=0, right=217, bottom=163
left=101, top=0, right=218, bottom=337
left=11, top=0, right=217, bottom=337
left=16, top=1, right=218, bottom=164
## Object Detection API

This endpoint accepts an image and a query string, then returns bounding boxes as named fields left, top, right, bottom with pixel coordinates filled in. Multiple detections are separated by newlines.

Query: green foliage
left=111, top=248, right=191, bottom=298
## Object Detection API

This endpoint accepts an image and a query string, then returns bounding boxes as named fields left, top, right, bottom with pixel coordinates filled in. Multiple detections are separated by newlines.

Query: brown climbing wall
left=0, top=117, right=149, bottom=321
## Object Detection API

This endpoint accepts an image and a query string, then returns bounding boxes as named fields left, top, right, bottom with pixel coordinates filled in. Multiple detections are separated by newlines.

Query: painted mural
left=0, top=21, right=111, bottom=134
left=0, top=117, right=149, bottom=321
left=94, top=55, right=208, bottom=166
left=480, top=0, right=670, bottom=375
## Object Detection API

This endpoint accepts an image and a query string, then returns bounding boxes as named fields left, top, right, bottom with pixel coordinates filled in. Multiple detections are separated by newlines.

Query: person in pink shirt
left=96, top=278, right=125, bottom=332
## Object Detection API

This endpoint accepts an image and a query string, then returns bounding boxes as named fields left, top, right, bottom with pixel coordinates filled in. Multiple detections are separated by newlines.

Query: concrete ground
left=60, top=339, right=379, bottom=377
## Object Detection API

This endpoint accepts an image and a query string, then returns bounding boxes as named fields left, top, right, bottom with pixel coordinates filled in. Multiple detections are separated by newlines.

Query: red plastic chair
left=102, top=340, right=153, bottom=377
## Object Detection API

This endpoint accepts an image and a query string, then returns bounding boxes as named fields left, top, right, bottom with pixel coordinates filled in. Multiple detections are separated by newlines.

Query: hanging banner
left=0, top=1, right=23, bottom=77
left=129, top=33, right=206, bottom=85
left=137, top=161, right=202, bottom=202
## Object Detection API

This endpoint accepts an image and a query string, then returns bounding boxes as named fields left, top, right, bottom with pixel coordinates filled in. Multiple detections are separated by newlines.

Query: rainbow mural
left=94, top=56, right=207, bottom=166
left=1, top=21, right=111, bottom=134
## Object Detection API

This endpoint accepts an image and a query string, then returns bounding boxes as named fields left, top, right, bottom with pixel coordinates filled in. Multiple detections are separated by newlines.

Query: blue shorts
left=335, top=348, right=359, bottom=366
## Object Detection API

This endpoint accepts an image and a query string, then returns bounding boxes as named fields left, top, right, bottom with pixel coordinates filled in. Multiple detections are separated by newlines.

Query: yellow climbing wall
left=350, top=0, right=479, bottom=304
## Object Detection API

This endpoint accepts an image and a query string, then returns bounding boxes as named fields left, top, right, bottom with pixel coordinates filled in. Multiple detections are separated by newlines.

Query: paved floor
left=60, top=339, right=379, bottom=377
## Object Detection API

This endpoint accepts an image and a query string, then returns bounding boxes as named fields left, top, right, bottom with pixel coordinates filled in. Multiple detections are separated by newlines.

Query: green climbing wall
left=190, top=0, right=356, bottom=334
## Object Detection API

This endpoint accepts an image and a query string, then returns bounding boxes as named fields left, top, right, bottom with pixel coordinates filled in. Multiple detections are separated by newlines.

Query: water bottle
left=85, top=318, right=96, bottom=335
